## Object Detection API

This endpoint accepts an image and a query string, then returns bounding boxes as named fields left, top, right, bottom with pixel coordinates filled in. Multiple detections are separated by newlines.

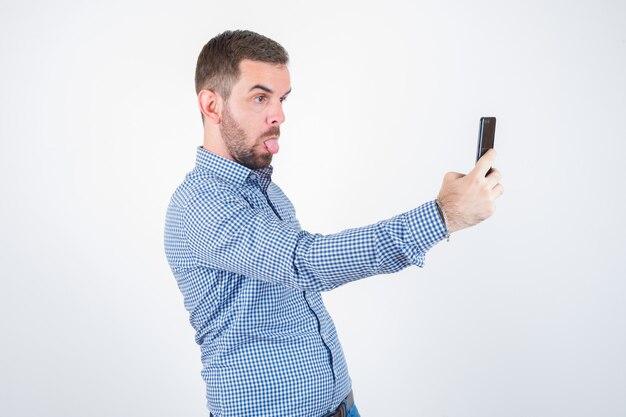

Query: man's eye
left=279, top=96, right=287, bottom=103
left=254, top=96, right=267, bottom=104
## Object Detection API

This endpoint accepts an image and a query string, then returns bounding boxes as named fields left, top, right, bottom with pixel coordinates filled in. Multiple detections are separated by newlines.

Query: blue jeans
left=348, top=403, right=361, bottom=417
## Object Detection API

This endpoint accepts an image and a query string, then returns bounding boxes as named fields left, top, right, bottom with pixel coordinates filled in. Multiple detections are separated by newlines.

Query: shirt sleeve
left=183, top=187, right=447, bottom=292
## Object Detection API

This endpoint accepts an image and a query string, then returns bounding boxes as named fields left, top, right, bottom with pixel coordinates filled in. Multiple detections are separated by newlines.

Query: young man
left=164, top=30, right=503, bottom=417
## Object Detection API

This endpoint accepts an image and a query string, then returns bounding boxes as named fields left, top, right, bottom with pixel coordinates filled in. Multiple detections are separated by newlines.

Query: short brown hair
left=195, top=30, right=289, bottom=100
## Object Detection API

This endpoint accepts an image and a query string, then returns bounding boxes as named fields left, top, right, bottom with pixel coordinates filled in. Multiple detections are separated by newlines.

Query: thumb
left=473, top=148, right=497, bottom=177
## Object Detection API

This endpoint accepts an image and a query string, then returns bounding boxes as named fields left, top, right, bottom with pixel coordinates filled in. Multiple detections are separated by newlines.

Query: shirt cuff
left=403, top=200, right=448, bottom=266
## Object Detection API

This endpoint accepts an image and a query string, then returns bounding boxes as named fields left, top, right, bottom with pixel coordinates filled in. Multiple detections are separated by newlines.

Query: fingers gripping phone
left=476, top=117, right=496, bottom=162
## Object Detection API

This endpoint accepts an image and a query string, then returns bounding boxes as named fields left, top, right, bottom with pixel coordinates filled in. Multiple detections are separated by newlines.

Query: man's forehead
left=237, top=59, right=291, bottom=92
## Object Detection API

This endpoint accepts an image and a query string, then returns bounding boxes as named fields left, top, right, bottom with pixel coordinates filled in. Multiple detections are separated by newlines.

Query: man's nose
left=267, top=101, right=285, bottom=125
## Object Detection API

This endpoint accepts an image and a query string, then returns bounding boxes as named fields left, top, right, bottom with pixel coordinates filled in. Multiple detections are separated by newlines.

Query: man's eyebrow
left=249, top=85, right=292, bottom=96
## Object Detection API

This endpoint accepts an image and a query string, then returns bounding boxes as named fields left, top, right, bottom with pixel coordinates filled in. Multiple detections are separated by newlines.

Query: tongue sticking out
left=264, top=139, right=280, bottom=155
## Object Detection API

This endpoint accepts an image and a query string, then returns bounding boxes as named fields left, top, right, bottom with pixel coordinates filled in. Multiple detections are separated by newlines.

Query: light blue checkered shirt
left=164, top=147, right=447, bottom=416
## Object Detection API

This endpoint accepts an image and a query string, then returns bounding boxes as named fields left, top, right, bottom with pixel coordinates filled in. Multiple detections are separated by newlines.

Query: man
left=164, top=30, right=503, bottom=417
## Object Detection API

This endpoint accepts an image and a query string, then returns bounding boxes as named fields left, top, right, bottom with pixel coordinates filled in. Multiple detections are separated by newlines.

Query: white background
left=1, top=0, right=625, bottom=416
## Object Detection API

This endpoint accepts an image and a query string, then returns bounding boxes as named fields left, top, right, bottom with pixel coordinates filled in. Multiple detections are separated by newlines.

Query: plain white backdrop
left=1, top=0, right=625, bottom=416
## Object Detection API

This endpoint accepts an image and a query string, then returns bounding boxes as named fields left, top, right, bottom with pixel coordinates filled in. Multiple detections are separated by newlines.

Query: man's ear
left=198, top=89, right=223, bottom=125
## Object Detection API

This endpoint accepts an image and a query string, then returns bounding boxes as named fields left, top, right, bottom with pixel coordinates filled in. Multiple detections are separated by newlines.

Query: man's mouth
left=263, top=137, right=280, bottom=155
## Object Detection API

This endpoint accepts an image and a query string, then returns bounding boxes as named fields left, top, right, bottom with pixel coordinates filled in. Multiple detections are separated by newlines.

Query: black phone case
left=476, top=117, right=496, bottom=162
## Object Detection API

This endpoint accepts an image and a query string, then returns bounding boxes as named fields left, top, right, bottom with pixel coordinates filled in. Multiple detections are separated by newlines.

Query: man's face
left=220, top=59, right=291, bottom=170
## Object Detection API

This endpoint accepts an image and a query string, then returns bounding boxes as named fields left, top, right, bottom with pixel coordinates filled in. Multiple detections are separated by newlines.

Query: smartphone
left=476, top=117, right=496, bottom=163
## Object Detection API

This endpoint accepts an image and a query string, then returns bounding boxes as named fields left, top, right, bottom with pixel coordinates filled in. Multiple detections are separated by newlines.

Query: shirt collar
left=195, top=146, right=273, bottom=189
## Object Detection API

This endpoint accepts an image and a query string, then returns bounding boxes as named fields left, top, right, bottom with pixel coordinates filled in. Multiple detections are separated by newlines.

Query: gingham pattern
left=164, top=147, right=447, bottom=416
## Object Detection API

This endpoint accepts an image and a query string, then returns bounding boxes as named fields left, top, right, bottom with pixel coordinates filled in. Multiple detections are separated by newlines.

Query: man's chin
left=257, top=154, right=273, bottom=169
left=239, top=153, right=272, bottom=170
